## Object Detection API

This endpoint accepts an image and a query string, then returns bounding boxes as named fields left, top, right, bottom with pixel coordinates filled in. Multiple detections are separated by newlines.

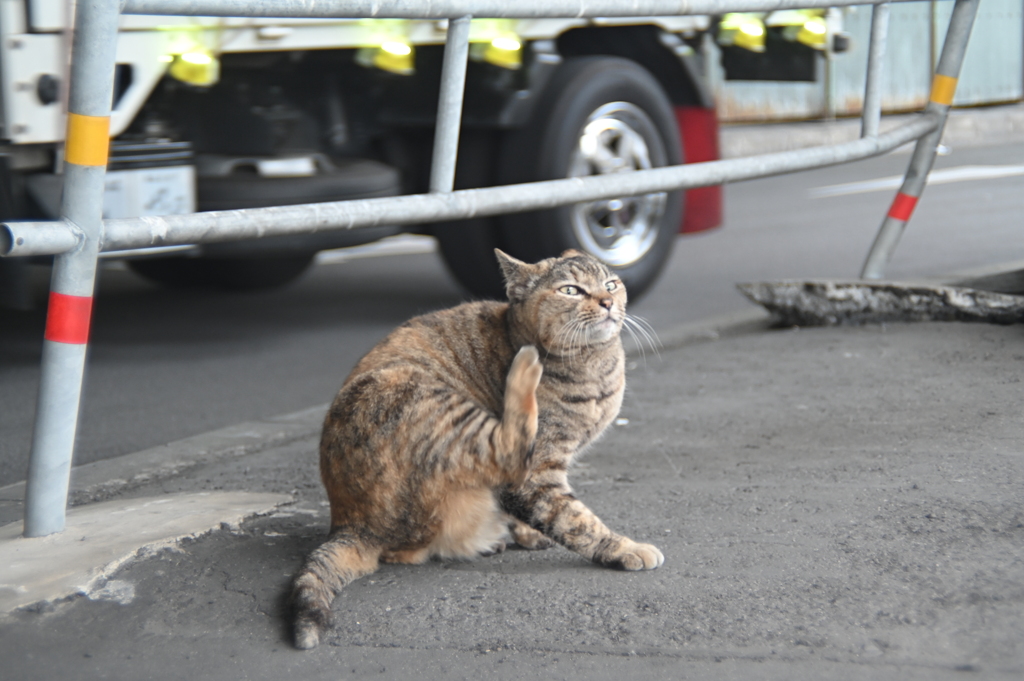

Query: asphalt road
left=2, top=140, right=1023, bottom=487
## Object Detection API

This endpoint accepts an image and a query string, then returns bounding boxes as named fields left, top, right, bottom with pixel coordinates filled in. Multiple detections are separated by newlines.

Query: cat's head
left=496, top=249, right=627, bottom=353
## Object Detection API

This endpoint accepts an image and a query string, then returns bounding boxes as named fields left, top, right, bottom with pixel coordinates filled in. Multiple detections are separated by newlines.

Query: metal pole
left=121, top=0, right=914, bottom=20
left=23, top=0, right=121, bottom=537
left=1, top=221, right=82, bottom=257
left=860, top=0, right=979, bottom=280
left=861, top=1, right=890, bottom=138
left=430, top=15, right=472, bottom=194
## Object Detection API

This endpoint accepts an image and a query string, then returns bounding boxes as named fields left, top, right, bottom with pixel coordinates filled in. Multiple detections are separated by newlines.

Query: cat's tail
left=291, top=530, right=380, bottom=650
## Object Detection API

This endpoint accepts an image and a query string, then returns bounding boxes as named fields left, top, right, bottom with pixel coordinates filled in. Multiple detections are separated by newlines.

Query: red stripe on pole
left=44, top=292, right=93, bottom=344
left=887, top=192, right=918, bottom=222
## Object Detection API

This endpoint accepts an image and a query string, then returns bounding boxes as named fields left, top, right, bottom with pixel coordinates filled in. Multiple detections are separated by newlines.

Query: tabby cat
left=291, top=249, right=663, bottom=650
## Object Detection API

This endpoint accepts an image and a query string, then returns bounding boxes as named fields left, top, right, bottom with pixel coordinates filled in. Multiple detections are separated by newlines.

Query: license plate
left=103, top=165, right=196, bottom=219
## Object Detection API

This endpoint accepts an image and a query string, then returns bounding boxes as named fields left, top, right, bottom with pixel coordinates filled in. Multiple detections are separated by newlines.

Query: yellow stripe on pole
left=65, top=113, right=110, bottom=166
left=930, top=74, right=958, bottom=106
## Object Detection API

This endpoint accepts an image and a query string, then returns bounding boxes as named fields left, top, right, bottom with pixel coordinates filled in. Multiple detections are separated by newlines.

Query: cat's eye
left=559, top=285, right=582, bottom=295
left=605, top=280, right=620, bottom=292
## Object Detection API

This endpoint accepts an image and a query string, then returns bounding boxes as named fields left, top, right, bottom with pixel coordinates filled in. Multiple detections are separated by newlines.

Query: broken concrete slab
left=0, top=491, right=291, bottom=614
left=947, top=265, right=1024, bottom=297
left=738, top=280, right=1024, bottom=327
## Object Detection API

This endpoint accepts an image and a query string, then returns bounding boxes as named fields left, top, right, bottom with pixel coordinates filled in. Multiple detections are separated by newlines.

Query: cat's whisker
left=552, top=319, right=573, bottom=344
left=623, top=315, right=661, bottom=360
left=625, top=314, right=660, bottom=352
left=622, top=319, right=647, bottom=363
left=577, top=318, right=590, bottom=351
left=551, top=318, right=582, bottom=368
left=627, top=314, right=662, bottom=348
left=627, top=320, right=660, bottom=360
left=552, top=320, right=576, bottom=364
left=568, top=319, right=585, bottom=366
left=627, top=324, right=652, bottom=363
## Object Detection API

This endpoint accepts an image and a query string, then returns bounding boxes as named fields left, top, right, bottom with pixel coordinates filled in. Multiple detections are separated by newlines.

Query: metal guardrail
left=0, top=0, right=980, bottom=537
left=121, top=0, right=922, bottom=17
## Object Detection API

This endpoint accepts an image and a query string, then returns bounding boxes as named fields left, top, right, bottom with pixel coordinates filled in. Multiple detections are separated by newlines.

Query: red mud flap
left=675, top=105, right=723, bottom=234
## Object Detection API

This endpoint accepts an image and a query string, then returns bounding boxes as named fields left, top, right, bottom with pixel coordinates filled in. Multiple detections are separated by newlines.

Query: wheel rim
left=567, top=102, right=668, bottom=267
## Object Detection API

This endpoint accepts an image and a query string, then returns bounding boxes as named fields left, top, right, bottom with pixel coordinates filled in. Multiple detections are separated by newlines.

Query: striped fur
left=292, top=249, right=662, bottom=650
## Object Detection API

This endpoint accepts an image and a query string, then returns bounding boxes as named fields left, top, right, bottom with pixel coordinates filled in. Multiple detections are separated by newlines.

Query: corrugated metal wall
left=938, top=0, right=1024, bottom=104
left=712, top=0, right=1024, bottom=121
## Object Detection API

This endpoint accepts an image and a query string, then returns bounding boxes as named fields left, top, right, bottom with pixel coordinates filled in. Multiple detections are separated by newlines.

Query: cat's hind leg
left=380, top=547, right=431, bottom=564
left=381, top=490, right=508, bottom=563
left=428, top=488, right=508, bottom=559
left=292, top=530, right=381, bottom=650
left=507, top=515, right=556, bottom=550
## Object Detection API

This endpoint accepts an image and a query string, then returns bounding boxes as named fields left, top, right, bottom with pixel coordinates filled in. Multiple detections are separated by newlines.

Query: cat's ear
left=560, top=249, right=583, bottom=258
left=495, top=249, right=540, bottom=300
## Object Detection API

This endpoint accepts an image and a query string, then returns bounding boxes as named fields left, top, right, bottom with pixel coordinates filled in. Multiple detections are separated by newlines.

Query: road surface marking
left=315, top=234, right=436, bottom=265
left=810, top=164, right=1024, bottom=198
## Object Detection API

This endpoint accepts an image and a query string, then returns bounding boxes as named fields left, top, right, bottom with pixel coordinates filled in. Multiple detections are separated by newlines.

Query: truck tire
left=497, top=56, right=683, bottom=299
left=435, top=220, right=506, bottom=299
left=432, top=130, right=507, bottom=300
left=128, top=253, right=315, bottom=291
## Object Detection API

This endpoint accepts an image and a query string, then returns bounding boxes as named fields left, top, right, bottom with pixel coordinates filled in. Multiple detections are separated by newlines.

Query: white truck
left=0, top=2, right=733, bottom=305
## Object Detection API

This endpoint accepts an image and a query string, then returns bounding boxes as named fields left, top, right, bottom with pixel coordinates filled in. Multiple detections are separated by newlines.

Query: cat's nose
left=598, top=297, right=613, bottom=310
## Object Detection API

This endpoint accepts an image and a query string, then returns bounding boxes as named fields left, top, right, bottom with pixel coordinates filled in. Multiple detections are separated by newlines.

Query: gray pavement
left=2, top=313, right=1023, bottom=680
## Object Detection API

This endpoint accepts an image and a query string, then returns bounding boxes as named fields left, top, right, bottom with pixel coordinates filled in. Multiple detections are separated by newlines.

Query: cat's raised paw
left=599, top=539, right=664, bottom=571
left=504, top=345, right=543, bottom=444
left=509, top=345, right=543, bottom=393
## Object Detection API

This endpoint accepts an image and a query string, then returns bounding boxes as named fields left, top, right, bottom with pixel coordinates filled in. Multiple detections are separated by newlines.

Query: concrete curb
left=719, top=102, right=1024, bottom=159
left=0, top=491, right=292, bottom=615
left=0, top=405, right=325, bottom=527
left=738, top=280, right=1024, bottom=327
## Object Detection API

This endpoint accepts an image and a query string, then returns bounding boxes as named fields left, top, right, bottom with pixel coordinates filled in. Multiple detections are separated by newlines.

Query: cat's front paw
left=597, top=539, right=664, bottom=571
